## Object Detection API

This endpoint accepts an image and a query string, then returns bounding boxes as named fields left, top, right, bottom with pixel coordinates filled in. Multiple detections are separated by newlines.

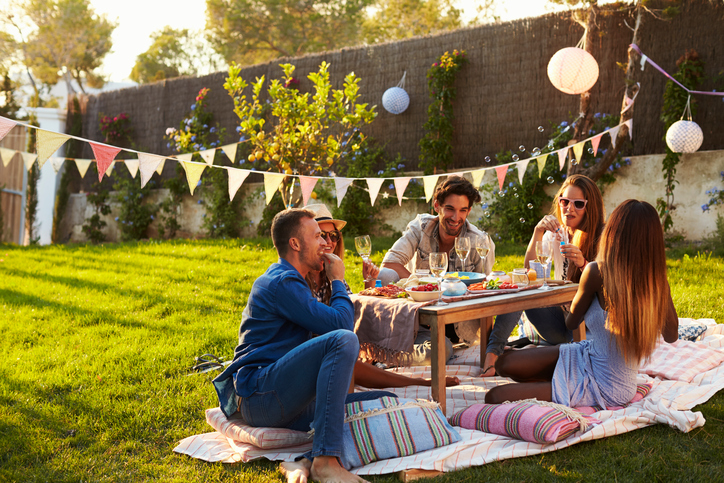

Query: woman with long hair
left=485, top=200, right=678, bottom=406
left=482, top=174, right=606, bottom=376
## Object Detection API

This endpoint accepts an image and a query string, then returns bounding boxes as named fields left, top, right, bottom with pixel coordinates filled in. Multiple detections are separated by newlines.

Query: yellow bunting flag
left=264, top=172, right=285, bottom=205
left=138, top=153, right=166, bottom=188
left=557, top=149, right=567, bottom=171
left=37, top=130, right=70, bottom=168
left=105, top=161, right=116, bottom=177
left=51, top=157, right=65, bottom=174
left=226, top=167, right=250, bottom=202
left=299, top=176, right=319, bottom=206
left=0, top=116, right=17, bottom=141
left=22, top=152, right=37, bottom=171
left=90, top=142, right=122, bottom=182
left=199, top=148, right=216, bottom=166
left=365, top=178, right=385, bottom=206
left=591, top=134, right=602, bottom=156
left=75, top=159, right=92, bottom=178
left=608, top=125, right=621, bottom=149
left=516, top=159, right=530, bottom=185
left=0, top=147, right=15, bottom=167
left=537, top=156, right=547, bottom=177
left=155, top=158, right=166, bottom=175
left=422, top=175, right=440, bottom=202
left=572, top=142, right=585, bottom=166
left=471, top=169, right=485, bottom=189
left=334, top=177, right=354, bottom=207
left=494, top=165, right=507, bottom=191
left=124, top=159, right=139, bottom=179
left=181, top=161, right=206, bottom=196
left=221, top=143, right=238, bottom=164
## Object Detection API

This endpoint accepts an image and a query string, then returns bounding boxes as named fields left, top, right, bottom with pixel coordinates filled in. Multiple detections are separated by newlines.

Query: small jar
left=489, top=270, right=511, bottom=283
left=511, top=268, right=530, bottom=287
left=441, top=277, right=467, bottom=296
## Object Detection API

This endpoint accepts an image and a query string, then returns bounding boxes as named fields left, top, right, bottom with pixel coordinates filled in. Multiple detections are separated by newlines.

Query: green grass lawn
left=1, top=238, right=723, bottom=482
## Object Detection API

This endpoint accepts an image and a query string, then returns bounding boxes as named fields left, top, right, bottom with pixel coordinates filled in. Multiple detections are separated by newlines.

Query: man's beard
left=439, top=216, right=464, bottom=237
left=300, top=240, right=324, bottom=272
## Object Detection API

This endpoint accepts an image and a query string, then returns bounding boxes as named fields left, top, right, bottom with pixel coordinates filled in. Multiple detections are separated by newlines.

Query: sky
left=89, top=0, right=569, bottom=83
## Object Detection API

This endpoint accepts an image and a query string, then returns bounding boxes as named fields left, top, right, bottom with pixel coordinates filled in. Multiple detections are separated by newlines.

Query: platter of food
left=443, top=272, right=486, bottom=285
left=358, top=284, right=408, bottom=298
left=467, top=279, right=524, bottom=294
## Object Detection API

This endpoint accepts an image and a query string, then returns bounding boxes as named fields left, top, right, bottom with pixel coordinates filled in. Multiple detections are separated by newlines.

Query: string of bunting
left=0, top=113, right=632, bottom=207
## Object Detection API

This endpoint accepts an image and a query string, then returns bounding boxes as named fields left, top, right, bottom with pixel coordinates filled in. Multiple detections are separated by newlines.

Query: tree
left=23, top=0, right=115, bottom=94
left=206, top=0, right=374, bottom=65
left=361, top=0, right=465, bottom=44
left=130, top=27, right=224, bottom=84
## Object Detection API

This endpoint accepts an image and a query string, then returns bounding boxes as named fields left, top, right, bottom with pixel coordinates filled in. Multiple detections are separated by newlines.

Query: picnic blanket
left=173, top=318, right=724, bottom=475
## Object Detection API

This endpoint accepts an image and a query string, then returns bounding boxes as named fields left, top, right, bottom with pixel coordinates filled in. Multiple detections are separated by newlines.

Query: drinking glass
left=454, top=236, right=471, bottom=273
left=475, top=232, right=492, bottom=279
left=429, top=252, right=448, bottom=306
left=535, top=239, right=553, bottom=291
left=354, top=235, right=373, bottom=282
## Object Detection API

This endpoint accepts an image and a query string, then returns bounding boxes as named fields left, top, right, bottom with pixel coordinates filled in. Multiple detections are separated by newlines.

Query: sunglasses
left=558, top=197, right=588, bottom=210
left=320, top=230, right=341, bottom=242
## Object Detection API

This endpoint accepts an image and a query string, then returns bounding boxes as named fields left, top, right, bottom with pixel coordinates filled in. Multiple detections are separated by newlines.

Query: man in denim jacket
left=380, top=176, right=496, bottom=363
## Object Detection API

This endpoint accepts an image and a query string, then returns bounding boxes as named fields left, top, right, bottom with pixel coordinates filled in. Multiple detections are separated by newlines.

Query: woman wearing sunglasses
left=305, top=204, right=460, bottom=388
left=481, top=174, right=606, bottom=376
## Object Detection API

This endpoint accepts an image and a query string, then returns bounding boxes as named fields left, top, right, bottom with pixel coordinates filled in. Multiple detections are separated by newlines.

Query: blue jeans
left=486, top=306, right=572, bottom=356
left=238, top=329, right=359, bottom=458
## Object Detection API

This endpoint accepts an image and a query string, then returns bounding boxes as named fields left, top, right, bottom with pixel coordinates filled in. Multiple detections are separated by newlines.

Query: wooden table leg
left=479, top=316, right=493, bottom=368
left=429, top=318, right=447, bottom=415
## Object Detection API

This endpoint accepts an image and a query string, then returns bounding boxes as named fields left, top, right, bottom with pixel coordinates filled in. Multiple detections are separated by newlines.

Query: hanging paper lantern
left=547, top=47, right=599, bottom=95
left=382, top=72, right=409, bottom=114
left=666, top=120, right=703, bottom=153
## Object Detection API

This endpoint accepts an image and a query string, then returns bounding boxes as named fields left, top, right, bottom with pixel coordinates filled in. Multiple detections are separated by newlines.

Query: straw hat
left=305, top=203, right=347, bottom=231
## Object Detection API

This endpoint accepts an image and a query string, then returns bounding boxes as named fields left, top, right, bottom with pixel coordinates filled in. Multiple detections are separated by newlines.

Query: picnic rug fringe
left=359, top=342, right=414, bottom=367
left=502, top=398, right=592, bottom=432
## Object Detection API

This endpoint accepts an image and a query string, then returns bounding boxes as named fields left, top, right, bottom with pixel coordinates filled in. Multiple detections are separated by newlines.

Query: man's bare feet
left=280, top=459, right=311, bottom=483
left=481, top=352, right=498, bottom=377
left=310, top=455, right=368, bottom=483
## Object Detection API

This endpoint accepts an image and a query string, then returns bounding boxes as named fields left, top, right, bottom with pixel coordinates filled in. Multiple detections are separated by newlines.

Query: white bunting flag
left=0, top=117, right=17, bottom=141
left=608, top=125, right=621, bottom=149
left=299, top=176, right=319, bottom=206
left=516, top=159, right=530, bottom=185
left=471, top=169, right=485, bottom=189
left=394, top=177, right=411, bottom=206
left=75, top=159, right=92, bottom=178
left=423, top=175, right=440, bottom=202
left=226, top=167, right=250, bottom=202
left=176, top=153, right=194, bottom=163
left=624, top=119, right=633, bottom=139
left=124, top=159, right=140, bottom=179
left=181, top=161, right=206, bottom=195
left=22, top=152, right=38, bottom=171
left=37, top=130, right=70, bottom=168
left=334, top=177, right=354, bottom=207
left=51, top=157, right=65, bottom=173
left=365, top=178, right=385, bottom=206
left=572, top=142, right=585, bottom=166
left=591, top=134, right=603, bottom=156
left=264, top=172, right=285, bottom=205
left=0, top=147, right=15, bottom=167
left=221, top=144, right=238, bottom=164
left=199, top=148, right=217, bottom=166
left=557, top=149, right=567, bottom=171
left=537, top=156, right=547, bottom=177
left=138, top=153, right=166, bottom=188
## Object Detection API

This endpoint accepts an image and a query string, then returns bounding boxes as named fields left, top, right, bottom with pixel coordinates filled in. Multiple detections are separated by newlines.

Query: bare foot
left=446, top=376, right=460, bottom=386
left=481, top=352, right=498, bottom=377
left=280, top=459, right=311, bottom=483
left=310, top=455, right=368, bottom=483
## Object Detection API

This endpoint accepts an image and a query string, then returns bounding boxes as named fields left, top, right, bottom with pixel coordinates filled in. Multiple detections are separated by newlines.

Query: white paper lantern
left=666, top=120, right=703, bottom=153
left=547, top=47, right=599, bottom=95
left=382, top=86, right=409, bottom=115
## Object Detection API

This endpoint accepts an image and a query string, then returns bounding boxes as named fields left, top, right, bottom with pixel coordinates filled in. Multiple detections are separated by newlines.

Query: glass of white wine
left=354, top=235, right=373, bottom=282
left=429, top=252, right=448, bottom=306
left=536, top=239, right=553, bottom=291
left=475, top=232, right=491, bottom=279
left=454, top=236, right=470, bottom=273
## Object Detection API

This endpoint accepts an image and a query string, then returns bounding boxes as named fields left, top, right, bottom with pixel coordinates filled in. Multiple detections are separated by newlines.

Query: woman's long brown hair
left=552, top=174, right=605, bottom=282
left=597, top=200, right=669, bottom=364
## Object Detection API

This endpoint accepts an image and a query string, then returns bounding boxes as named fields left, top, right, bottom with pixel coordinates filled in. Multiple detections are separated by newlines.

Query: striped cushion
left=340, top=397, right=461, bottom=470
left=205, top=408, right=310, bottom=449
left=449, top=400, right=596, bottom=444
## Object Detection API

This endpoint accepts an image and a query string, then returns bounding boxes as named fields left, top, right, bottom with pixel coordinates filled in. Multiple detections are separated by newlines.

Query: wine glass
left=354, top=235, right=373, bottom=282
left=536, top=239, right=553, bottom=291
left=475, top=232, right=492, bottom=279
left=454, top=236, right=470, bottom=273
left=429, top=252, right=448, bottom=306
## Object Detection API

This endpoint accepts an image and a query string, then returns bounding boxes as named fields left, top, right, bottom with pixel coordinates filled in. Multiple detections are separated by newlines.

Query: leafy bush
left=82, top=186, right=111, bottom=244
left=113, top=176, right=157, bottom=241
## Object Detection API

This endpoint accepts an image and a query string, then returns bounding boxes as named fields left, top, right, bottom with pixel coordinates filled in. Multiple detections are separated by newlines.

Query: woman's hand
left=363, top=260, right=380, bottom=281
left=560, top=243, right=586, bottom=268
left=535, top=215, right=561, bottom=236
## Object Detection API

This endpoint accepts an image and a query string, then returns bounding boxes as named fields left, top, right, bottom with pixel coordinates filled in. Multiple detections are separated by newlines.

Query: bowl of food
left=444, top=272, right=486, bottom=286
left=405, top=283, right=442, bottom=302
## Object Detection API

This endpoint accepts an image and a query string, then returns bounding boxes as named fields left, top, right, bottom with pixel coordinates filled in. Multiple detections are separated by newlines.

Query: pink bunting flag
left=90, top=142, right=122, bottom=181
left=494, top=165, right=507, bottom=191
left=608, top=125, right=621, bottom=149
left=226, top=167, right=250, bottom=202
left=557, top=149, right=567, bottom=171
left=591, top=134, right=603, bottom=156
left=0, top=117, right=17, bottom=141
left=394, top=177, right=411, bottom=206
left=516, top=159, right=530, bottom=185
left=334, top=177, right=354, bottom=207
left=366, top=178, right=385, bottom=206
left=299, top=176, right=320, bottom=206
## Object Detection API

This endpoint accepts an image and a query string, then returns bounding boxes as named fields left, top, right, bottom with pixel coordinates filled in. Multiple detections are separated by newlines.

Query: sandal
left=191, top=353, right=231, bottom=374
left=481, top=364, right=497, bottom=377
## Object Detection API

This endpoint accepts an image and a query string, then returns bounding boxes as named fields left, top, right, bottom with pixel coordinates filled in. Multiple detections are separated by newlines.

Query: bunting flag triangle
left=0, top=117, right=17, bottom=141
left=334, top=177, right=354, bottom=207
left=537, top=155, right=547, bottom=177
left=138, top=153, right=166, bottom=187
left=0, top=147, right=16, bottom=167
left=423, top=175, right=440, bottom=202
left=394, top=177, right=411, bottom=206
left=124, top=159, right=139, bottom=179
left=557, top=149, right=567, bottom=171
left=264, top=172, right=285, bottom=205
left=181, top=161, right=206, bottom=196
left=221, top=144, right=238, bottom=164
left=516, top=159, right=530, bottom=185
left=104, top=161, right=116, bottom=177
left=226, top=167, right=250, bottom=202
left=494, top=165, right=507, bottom=191
left=90, top=142, right=122, bottom=181
left=22, top=152, right=38, bottom=171
left=623, top=119, right=633, bottom=139
left=155, top=158, right=166, bottom=175
left=471, top=169, right=485, bottom=189
left=591, top=134, right=603, bottom=156
left=75, top=159, right=92, bottom=178
left=176, top=153, right=194, bottom=163
left=199, top=148, right=217, bottom=166
left=572, top=142, right=585, bottom=166
left=51, top=157, right=65, bottom=174
left=299, top=176, right=319, bottom=206
left=608, top=125, right=621, bottom=149
left=37, top=130, right=71, bottom=168
left=365, top=178, right=385, bottom=206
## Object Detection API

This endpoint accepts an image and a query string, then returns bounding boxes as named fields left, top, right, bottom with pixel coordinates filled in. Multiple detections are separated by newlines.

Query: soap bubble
left=512, top=154, right=519, bottom=162
left=484, top=211, right=491, bottom=218
left=498, top=190, right=505, bottom=197
left=484, top=156, right=491, bottom=163
left=547, top=176, right=555, bottom=184
left=532, top=147, right=541, bottom=156
left=588, top=148, right=594, bottom=155
left=519, top=218, right=526, bottom=223
left=512, top=186, right=517, bottom=192
left=514, top=193, right=519, bottom=198
left=538, top=126, right=544, bottom=132
left=548, top=141, right=555, bottom=148
left=519, top=145, right=526, bottom=152
left=527, top=203, right=534, bottom=209
left=571, top=158, right=578, bottom=165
